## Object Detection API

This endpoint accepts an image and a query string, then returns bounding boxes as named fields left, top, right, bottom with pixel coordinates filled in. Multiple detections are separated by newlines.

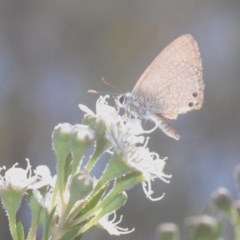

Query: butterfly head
left=115, top=92, right=133, bottom=109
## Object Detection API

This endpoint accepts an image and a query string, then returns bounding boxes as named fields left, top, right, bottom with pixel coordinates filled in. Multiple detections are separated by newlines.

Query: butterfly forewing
left=132, top=34, right=204, bottom=119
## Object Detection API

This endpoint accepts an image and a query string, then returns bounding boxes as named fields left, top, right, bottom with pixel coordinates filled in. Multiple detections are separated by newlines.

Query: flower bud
left=211, top=187, right=232, bottom=214
left=185, top=215, right=218, bottom=240
left=69, top=171, right=94, bottom=202
left=52, top=123, right=73, bottom=161
left=70, top=124, right=96, bottom=173
left=156, top=223, right=179, bottom=240
left=82, top=114, right=106, bottom=137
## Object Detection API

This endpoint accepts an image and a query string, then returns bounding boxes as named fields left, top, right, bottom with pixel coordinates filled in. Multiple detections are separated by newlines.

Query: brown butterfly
left=116, top=34, right=204, bottom=140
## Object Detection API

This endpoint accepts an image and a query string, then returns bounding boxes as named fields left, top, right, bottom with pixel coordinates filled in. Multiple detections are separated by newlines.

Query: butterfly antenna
left=101, top=77, right=122, bottom=94
left=88, top=77, right=122, bottom=95
left=88, top=89, right=119, bottom=96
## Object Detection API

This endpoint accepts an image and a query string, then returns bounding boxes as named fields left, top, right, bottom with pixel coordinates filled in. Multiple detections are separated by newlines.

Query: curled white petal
left=98, top=212, right=135, bottom=236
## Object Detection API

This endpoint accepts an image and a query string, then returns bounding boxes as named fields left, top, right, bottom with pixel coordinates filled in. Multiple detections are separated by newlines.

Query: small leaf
left=60, top=223, right=85, bottom=240
left=72, top=185, right=108, bottom=221
left=93, top=153, right=134, bottom=194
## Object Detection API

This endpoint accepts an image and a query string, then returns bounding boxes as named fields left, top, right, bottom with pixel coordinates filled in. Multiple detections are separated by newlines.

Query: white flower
left=0, top=159, right=53, bottom=192
left=80, top=95, right=172, bottom=200
left=130, top=148, right=172, bottom=201
left=33, top=165, right=55, bottom=189
left=80, top=96, right=143, bottom=153
left=32, top=174, right=58, bottom=214
left=32, top=188, right=53, bottom=210
left=79, top=95, right=121, bottom=129
left=98, top=212, right=134, bottom=235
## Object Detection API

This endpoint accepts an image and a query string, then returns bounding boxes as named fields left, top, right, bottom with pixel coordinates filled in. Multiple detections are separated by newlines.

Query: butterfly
left=116, top=34, right=204, bottom=140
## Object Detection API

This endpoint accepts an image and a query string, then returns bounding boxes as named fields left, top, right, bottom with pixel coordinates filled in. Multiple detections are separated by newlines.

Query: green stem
left=8, top=212, right=18, bottom=240
left=229, top=207, right=240, bottom=240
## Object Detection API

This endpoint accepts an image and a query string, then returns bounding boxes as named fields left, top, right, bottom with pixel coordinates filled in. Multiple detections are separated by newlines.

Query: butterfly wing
left=132, top=34, right=204, bottom=119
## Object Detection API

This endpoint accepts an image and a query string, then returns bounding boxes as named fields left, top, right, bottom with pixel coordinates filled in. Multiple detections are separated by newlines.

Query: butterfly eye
left=118, top=95, right=125, bottom=104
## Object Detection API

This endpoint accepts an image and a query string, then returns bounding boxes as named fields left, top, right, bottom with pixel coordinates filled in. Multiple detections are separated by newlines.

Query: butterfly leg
left=153, top=114, right=180, bottom=140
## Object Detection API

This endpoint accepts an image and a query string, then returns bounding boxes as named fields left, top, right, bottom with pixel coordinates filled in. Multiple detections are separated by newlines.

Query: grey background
left=0, top=0, right=240, bottom=239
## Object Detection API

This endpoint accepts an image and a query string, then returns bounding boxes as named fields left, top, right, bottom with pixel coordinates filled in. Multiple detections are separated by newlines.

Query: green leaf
left=89, top=171, right=143, bottom=221
left=97, top=192, right=127, bottom=218
left=113, top=171, right=144, bottom=194
left=75, top=193, right=127, bottom=235
left=72, top=185, right=108, bottom=222
left=93, top=153, right=134, bottom=194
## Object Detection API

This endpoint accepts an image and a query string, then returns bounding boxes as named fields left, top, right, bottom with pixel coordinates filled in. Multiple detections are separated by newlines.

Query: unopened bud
left=211, top=187, right=232, bottom=214
left=156, top=223, right=179, bottom=240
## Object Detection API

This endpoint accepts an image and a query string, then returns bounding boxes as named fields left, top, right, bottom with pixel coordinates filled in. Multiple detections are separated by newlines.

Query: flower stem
left=8, top=212, right=18, bottom=240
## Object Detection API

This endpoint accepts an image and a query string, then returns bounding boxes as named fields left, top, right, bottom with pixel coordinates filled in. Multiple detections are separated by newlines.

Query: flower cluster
left=80, top=96, right=171, bottom=201
left=0, top=96, right=171, bottom=240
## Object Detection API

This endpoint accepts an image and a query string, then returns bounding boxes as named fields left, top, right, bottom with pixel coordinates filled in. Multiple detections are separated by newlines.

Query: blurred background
left=0, top=0, right=240, bottom=239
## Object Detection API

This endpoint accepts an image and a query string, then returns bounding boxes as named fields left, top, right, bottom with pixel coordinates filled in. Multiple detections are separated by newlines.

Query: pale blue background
left=0, top=0, right=240, bottom=239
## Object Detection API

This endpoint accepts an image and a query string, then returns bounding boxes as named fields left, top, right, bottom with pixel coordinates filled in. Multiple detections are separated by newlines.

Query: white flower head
left=80, top=95, right=144, bottom=152
left=79, top=95, right=121, bottom=128
left=0, top=159, right=53, bottom=192
left=80, top=95, right=172, bottom=200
